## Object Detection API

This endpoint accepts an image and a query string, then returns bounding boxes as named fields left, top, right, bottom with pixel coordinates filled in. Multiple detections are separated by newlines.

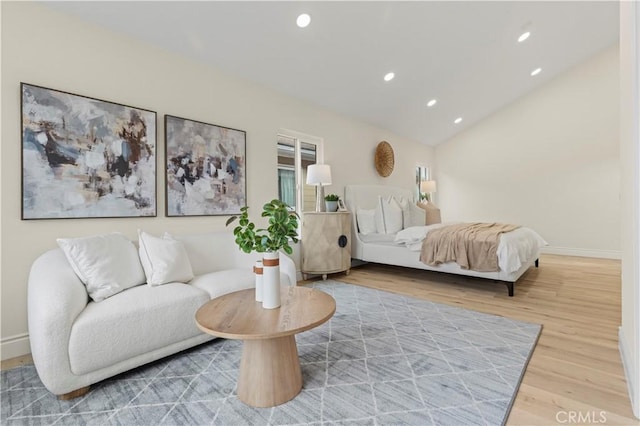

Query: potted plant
left=324, top=194, right=340, bottom=212
left=225, top=199, right=299, bottom=254
left=226, top=199, right=299, bottom=309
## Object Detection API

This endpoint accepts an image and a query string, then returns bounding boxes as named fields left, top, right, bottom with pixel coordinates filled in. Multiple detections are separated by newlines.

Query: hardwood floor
left=2, top=254, right=636, bottom=424
left=330, top=254, right=637, bottom=425
left=1, top=354, right=32, bottom=370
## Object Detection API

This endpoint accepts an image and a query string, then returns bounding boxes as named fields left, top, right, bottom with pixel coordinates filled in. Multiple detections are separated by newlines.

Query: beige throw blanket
left=420, top=223, right=520, bottom=272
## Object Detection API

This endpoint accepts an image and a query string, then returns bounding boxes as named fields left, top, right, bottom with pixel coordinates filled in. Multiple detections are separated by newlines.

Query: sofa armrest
left=278, top=251, right=297, bottom=286
left=28, top=249, right=89, bottom=394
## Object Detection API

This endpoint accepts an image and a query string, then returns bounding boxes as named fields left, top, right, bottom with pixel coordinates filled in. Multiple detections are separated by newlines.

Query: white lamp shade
left=420, top=180, right=437, bottom=193
left=306, top=164, right=332, bottom=186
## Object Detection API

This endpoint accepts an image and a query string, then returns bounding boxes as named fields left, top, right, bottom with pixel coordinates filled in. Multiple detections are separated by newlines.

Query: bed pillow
left=57, top=233, right=146, bottom=302
left=358, top=201, right=386, bottom=234
left=374, top=198, right=386, bottom=233
left=356, top=208, right=377, bottom=235
left=138, top=230, right=194, bottom=286
left=417, top=202, right=442, bottom=225
left=395, top=197, right=425, bottom=229
left=380, top=196, right=403, bottom=234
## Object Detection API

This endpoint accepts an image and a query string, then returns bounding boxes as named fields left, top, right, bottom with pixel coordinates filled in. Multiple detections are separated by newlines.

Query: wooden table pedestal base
left=236, top=335, right=303, bottom=407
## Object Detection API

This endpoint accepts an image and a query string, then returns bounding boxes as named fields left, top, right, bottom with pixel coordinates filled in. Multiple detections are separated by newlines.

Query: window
left=277, top=131, right=323, bottom=214
left=416, top=166, right=430, bottom=201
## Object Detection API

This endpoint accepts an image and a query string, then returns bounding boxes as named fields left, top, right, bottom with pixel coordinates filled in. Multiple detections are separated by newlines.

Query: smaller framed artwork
left=21, top=83, right=157, bottom=219
left=165, top=115, right=246, bottom=216
left=337, top=199, right=347, bottom=211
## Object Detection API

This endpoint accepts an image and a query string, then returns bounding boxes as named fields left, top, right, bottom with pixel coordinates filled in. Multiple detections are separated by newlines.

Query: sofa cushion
left=138, top=230, right=194, bottom=286
left=68, top=283, right=209, bottom=375
left=190, top=269, right=255, bottom=299
left=57, top=233, right=146, bottom=302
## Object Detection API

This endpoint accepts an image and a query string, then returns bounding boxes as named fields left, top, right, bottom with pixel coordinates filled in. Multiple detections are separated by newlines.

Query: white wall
left=0, top=3, right=434, bottom=359
left=435, top=46, right=620, bottom=259
left=619, top=1, right=640, bottom=419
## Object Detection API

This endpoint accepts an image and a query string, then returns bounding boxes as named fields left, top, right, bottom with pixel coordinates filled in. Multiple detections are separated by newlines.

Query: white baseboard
left=541, top=246, right=621, bottom=259
left=619, top=327, right=640, bottom=419
left=1, top=333, right=31, bottom=361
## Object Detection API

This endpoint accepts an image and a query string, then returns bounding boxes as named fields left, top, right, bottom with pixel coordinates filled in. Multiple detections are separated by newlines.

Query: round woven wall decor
left=374, top=141, right=394, bottom=177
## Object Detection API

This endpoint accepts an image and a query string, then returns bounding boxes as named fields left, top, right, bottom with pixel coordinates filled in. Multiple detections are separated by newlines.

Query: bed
left=344, top=185, right=547, bottom=296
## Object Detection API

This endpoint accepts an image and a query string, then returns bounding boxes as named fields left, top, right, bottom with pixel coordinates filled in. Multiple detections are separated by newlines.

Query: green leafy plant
left=225, top=199, right=299, bottom=255
left=324, top=194, right=340, bottom=202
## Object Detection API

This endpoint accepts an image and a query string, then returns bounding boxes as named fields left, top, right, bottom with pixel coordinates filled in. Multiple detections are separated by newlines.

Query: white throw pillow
left=57, top=233, right=146, bottom=302
left=395, top=197, right=411, bottom=228
left=374, top=198, right=386, bottom=234
left=138, top=230, right=195, bottom=286
left=380, top=196, right=403, bottom=234
left=356, top=208, right=377, bottom=235
left=396, top=196, right=426, bottom=228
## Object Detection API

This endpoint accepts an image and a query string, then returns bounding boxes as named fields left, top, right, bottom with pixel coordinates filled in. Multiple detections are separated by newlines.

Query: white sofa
left=27, top=231, right=296, bottom=397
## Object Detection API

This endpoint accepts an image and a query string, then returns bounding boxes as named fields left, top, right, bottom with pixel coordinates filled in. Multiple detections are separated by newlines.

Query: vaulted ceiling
left=44, top=1, right=619, bottom=146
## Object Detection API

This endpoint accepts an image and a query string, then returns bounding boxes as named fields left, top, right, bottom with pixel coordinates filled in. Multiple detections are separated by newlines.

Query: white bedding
left=394, top=223, right=548, bottom=274
left=360, top=233, right=397, bottom=244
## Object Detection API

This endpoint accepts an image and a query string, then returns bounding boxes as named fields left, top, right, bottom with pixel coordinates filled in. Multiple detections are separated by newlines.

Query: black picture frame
left=164, top=114, right=247, bottom=217
left=21, top=83, right=157, bottom=220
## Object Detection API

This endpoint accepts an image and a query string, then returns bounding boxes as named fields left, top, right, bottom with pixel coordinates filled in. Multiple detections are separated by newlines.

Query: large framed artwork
left=21, top=83, right=157, bottom=219
left=165, top=115, right=246, bottom=216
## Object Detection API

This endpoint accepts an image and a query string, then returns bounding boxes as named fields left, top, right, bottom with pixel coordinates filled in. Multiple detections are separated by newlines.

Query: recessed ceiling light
left=384, top=72, right=395, bottom=82
left=427, top=99, right=437, bottom=107
left=296, top=14, right=311, bottom=28
left=454, top=117, right=463, bottom=124
left=531, top=67, right=542, bottom=76
left=518, top=31, right=531, bottom=43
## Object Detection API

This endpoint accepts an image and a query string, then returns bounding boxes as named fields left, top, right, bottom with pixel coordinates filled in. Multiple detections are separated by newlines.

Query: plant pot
left=253, top=260, right=263, bottom=302
left=325, top=201, right=338, bottom=212
left=262, top=251, right=281, bottom=309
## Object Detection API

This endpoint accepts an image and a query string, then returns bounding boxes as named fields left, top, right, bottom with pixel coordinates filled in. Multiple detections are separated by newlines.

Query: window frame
left=277, top=129, right=324, bottom=215
left=416, top=165, right=431, bottom=201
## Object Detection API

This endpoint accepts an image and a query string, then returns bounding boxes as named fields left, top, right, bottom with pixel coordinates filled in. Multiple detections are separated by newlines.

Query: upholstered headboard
left=344, top=185, right=415, bottom=259
left=344, top=185, right=413, bottom=212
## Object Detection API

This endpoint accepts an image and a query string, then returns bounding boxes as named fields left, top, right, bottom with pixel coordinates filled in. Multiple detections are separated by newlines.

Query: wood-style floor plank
left=328, top=254, right=637, bottom=425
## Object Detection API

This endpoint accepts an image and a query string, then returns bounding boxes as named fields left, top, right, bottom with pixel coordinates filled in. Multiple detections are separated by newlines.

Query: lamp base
left=315, top=185, right=326, bottom=212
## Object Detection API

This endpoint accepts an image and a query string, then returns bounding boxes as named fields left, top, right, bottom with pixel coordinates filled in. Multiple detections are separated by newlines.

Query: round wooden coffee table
left=195, top=286, right=335, bottom=407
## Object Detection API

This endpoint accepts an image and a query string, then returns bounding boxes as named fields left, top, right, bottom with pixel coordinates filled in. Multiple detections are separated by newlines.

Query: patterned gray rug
left=1, top=280, right=541, bottom=426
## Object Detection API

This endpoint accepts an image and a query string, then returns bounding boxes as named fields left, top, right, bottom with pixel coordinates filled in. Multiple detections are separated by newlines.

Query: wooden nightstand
left=301, top=212, right=351, bottom=280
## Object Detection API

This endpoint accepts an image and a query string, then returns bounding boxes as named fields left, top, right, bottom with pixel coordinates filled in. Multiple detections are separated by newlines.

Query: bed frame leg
left=506, top=282, right=514, bottom=297
left=535, top=258, right=539, bottom=268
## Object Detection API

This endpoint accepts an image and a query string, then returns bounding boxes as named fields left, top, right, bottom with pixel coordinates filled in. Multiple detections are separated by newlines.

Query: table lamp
left=420, top=180, right=437, bottom=203
left=306, top=164, right=332, bottom=212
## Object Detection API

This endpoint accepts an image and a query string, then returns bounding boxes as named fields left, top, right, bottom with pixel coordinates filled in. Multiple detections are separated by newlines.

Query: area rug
left=1, top=280, right=541, bottom=426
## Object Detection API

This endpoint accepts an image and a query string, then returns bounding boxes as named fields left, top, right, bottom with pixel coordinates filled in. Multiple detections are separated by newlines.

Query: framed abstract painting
left=21, top=83, right=157, bottom=219
left=165, top=115, right=246, bottom=216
